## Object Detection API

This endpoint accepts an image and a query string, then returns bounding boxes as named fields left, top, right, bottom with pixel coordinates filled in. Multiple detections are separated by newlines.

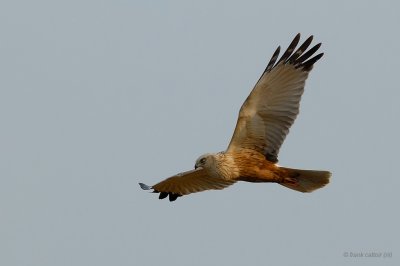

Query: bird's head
left=195, top=153, right=215, bottom=170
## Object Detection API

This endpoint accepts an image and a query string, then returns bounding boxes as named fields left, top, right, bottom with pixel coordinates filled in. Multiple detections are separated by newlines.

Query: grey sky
left=1, top=1, right=399, bottom=265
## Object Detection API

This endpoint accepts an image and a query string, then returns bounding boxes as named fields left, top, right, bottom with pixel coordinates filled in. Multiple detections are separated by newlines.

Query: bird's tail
left=279, top=167, right=331, bottom=193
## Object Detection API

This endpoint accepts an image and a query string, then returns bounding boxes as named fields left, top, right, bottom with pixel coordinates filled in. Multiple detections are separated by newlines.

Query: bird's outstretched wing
left=226, top=33, right=323, bottom=162
left=139, top=168, right=236, bottom=201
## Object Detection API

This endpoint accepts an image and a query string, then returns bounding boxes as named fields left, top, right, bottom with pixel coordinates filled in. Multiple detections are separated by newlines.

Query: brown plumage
left=139, top=33, right=331, bottom=201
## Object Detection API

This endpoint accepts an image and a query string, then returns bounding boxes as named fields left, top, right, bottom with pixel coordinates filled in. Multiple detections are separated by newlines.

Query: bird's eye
left=200, top=158, right=206, bottom=164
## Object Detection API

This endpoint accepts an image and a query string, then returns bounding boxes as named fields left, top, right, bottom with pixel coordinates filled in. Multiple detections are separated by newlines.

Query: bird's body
left=229, top=150, right=283, bottom=183
left=202, top=150, right=280, bottom=183
left=196, top=150, right=329, bottom=188
left=140, top=34, right=331, bottom=201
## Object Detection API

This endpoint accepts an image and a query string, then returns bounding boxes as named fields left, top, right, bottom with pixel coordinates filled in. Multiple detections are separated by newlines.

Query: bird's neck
left=211, top=152, right=239, bottom=180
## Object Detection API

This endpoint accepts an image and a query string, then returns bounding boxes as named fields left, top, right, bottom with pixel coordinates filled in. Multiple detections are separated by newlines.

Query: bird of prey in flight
left=139, top=33, right=331, bottom=201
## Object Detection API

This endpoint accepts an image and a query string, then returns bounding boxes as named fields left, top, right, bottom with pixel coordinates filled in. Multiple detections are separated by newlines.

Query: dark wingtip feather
left=139, top=183, right=152, bottom=190
left=257, top=34, right=323, bottom=81
left=169, top=193, right=180, bottom=201
left=276, top=34, right=301, bottom=65
left=139, top=183, right=182, bottom=201
left=295, top=43, right=322, bottom=65
left=159, top=192, right=168, bottom=199
left=264, top=46, right=281, bottom=73
left=299, top=52, right=324, bottom=71
left=287, top=35, right=313, bottom=64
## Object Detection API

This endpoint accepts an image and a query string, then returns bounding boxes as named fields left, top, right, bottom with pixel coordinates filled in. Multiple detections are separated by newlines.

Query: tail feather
left=279, top=167, right=331, bottom=193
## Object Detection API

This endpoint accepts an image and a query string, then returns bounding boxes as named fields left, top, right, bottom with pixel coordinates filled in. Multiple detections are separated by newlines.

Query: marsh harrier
left=139, top=34, right=331, bottom=201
